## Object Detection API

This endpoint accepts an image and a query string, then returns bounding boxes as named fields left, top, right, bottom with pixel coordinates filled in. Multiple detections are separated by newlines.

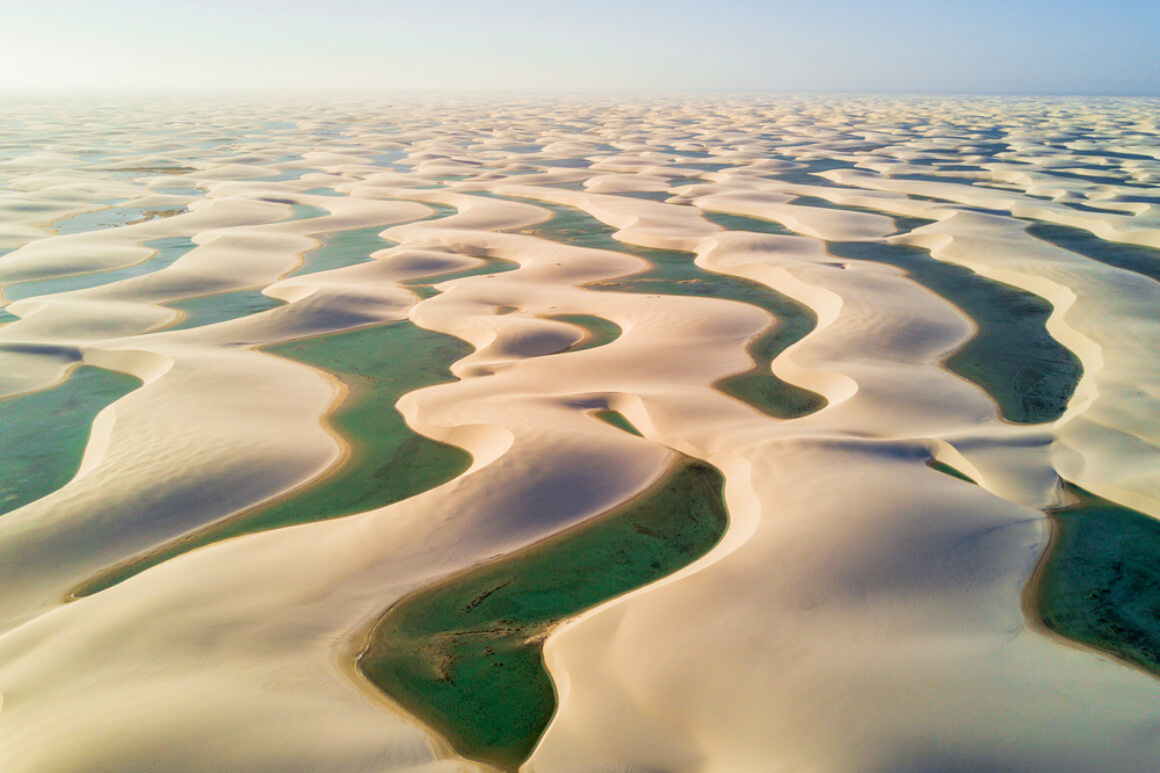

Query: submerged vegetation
left=358, top=457, right=728, bottom=770
left=0, top=366, right=141, bottom=517
left=1037, top=483, right=1160, bottom=677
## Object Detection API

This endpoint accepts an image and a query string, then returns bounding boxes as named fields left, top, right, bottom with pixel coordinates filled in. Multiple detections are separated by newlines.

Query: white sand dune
left=1, top=95, right=1159, bottom=773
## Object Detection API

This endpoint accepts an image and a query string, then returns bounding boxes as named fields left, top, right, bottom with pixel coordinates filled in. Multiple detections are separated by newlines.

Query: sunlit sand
left=1, top=95, right=1159, bottom=772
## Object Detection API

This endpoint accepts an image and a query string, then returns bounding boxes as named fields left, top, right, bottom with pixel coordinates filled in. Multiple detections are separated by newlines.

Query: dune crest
left=0, top=95, right=1158, bottom=773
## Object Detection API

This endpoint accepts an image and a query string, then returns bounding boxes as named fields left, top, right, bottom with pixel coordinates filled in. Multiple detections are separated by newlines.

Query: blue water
left=166, top=290, right=284, bottom=331
left=260, top=167, right=322, bottom=183
left=291, top=202, right=457, bottom=278
left=371, top=148, right=410, bottom=169
left=290, top=226, right=389, bottom=278
left=154, top=186, right=203, bottom=196
left=54, top=206, right=186, bottom=236
left=0, top=365, right=142, bottom=517
left=4, top=236, right=196, bottom=302
left=162, top=202, right=383, bottom=330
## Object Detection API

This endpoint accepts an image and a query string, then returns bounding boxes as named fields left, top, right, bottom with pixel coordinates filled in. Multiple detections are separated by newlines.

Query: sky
left=1, top=0, right=1157, bottom=95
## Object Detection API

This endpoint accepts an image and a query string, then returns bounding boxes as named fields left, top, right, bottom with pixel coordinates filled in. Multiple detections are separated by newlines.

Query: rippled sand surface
left=1, top=95, right=1159, bottom=772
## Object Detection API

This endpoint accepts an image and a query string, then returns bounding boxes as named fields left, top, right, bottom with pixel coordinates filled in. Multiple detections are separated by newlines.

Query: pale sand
left=0, top=95, right=1157, bottom=772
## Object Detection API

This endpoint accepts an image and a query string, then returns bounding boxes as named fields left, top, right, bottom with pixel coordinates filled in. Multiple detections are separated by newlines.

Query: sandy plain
left=0, top=94, right=1158, bottom=772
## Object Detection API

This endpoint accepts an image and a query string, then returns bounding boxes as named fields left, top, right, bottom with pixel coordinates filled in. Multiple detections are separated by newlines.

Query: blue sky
left=2, top=0, right=1157, bottom=94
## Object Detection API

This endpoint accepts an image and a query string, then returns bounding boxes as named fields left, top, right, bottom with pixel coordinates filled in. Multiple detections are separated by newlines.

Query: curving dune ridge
left=0, top=94, right=1159, bottom=773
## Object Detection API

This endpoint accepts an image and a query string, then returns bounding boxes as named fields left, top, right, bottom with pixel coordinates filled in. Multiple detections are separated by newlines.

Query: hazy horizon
left=2, top=0, right=1157, bottom=96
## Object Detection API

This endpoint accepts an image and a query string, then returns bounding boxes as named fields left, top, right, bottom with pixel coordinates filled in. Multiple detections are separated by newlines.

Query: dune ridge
left=0, top=95, right=1157, bottom=773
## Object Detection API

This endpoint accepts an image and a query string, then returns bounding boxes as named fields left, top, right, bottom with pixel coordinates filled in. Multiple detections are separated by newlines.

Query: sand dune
left=1, top=95, right=1158, bottom=772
